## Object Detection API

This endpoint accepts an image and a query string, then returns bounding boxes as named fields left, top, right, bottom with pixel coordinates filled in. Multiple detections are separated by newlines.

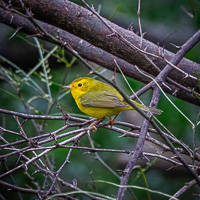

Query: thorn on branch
left=166, top=165, right=179, bottom=171
left=128, top=23, right=135, bottom=32
left=142, top=153, right=150, bottom=162
left=72, top=178, right=78, bottom=187
left=118, top=133, right=128, bottom=138
left=16, top=153, right=23, bottom=166
left=88, top=70, right=94, bottom=75
left=9, top=27, right=22, bottom=40
left=183, top=74, right=189, bottom=79
left=163, top=82, right=172, bottom=91
left=169, top=42, right=181, bottom=49
left=106, top=32, right=116, bottom=38
left=9, top=15, right=14, bottom=24
left=23, top=163, right=28, bottom=172
left=172, top=89, right=179, bottom=96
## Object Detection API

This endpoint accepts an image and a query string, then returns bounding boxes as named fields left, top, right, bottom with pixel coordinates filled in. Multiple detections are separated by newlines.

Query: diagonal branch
left=0, top=6, right=199, bottom=105
left=117, top=27, right=200, bottom=200
left=117, top=87, right=160, bottom=200
left=1, top=0, right=200, bottom=91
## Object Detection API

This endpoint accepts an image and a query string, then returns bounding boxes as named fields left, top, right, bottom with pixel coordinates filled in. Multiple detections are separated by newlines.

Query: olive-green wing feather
left=80, top=91, right=129, bottom=108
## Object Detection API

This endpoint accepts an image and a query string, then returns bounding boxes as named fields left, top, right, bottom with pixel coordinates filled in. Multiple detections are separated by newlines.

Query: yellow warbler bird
left=64, top=77, right=162, bottom=122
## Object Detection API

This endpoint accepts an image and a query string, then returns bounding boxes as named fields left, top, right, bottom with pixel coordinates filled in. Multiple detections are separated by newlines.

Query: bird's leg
left=109, top=114, right=118, bottom=128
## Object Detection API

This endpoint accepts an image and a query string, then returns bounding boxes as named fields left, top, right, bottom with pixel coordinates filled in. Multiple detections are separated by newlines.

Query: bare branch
left=0, top=6, right=199, bottom=105
left=1, top=0, right=200, bottom=99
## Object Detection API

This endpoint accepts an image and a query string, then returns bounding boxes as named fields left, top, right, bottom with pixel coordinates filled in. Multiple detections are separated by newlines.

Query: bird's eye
left=78, top=83, right=82, bottom=87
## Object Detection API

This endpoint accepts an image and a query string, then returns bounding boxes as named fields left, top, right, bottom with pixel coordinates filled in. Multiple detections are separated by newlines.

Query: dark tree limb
left=0, top=6, right=200, bottom=105
left=2, top=0, right=200, bottom=90
left=156, top=29, right=200, bottom=82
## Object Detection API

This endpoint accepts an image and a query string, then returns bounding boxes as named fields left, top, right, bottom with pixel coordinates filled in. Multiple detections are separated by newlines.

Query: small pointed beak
left=63, top=85, right=72, bottom=89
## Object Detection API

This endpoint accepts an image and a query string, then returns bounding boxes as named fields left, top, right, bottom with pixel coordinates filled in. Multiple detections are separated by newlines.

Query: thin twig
left=169, top=176, right=200, bottom=200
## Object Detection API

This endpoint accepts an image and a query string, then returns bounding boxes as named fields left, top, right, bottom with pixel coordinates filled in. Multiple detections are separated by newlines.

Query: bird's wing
left=80, top=91, right=128, bottom=108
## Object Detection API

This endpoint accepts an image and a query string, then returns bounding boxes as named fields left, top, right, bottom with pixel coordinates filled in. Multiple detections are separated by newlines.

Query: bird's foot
left=89, top=122, right=98, bottom=132
left=109, top=115, right=118, bottom=128
left=89, top=118, right=104, bottom=132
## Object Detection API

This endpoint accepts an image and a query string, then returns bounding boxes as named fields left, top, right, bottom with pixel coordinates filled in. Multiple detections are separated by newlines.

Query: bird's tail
left=133, top=101, right=163, bottom=115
